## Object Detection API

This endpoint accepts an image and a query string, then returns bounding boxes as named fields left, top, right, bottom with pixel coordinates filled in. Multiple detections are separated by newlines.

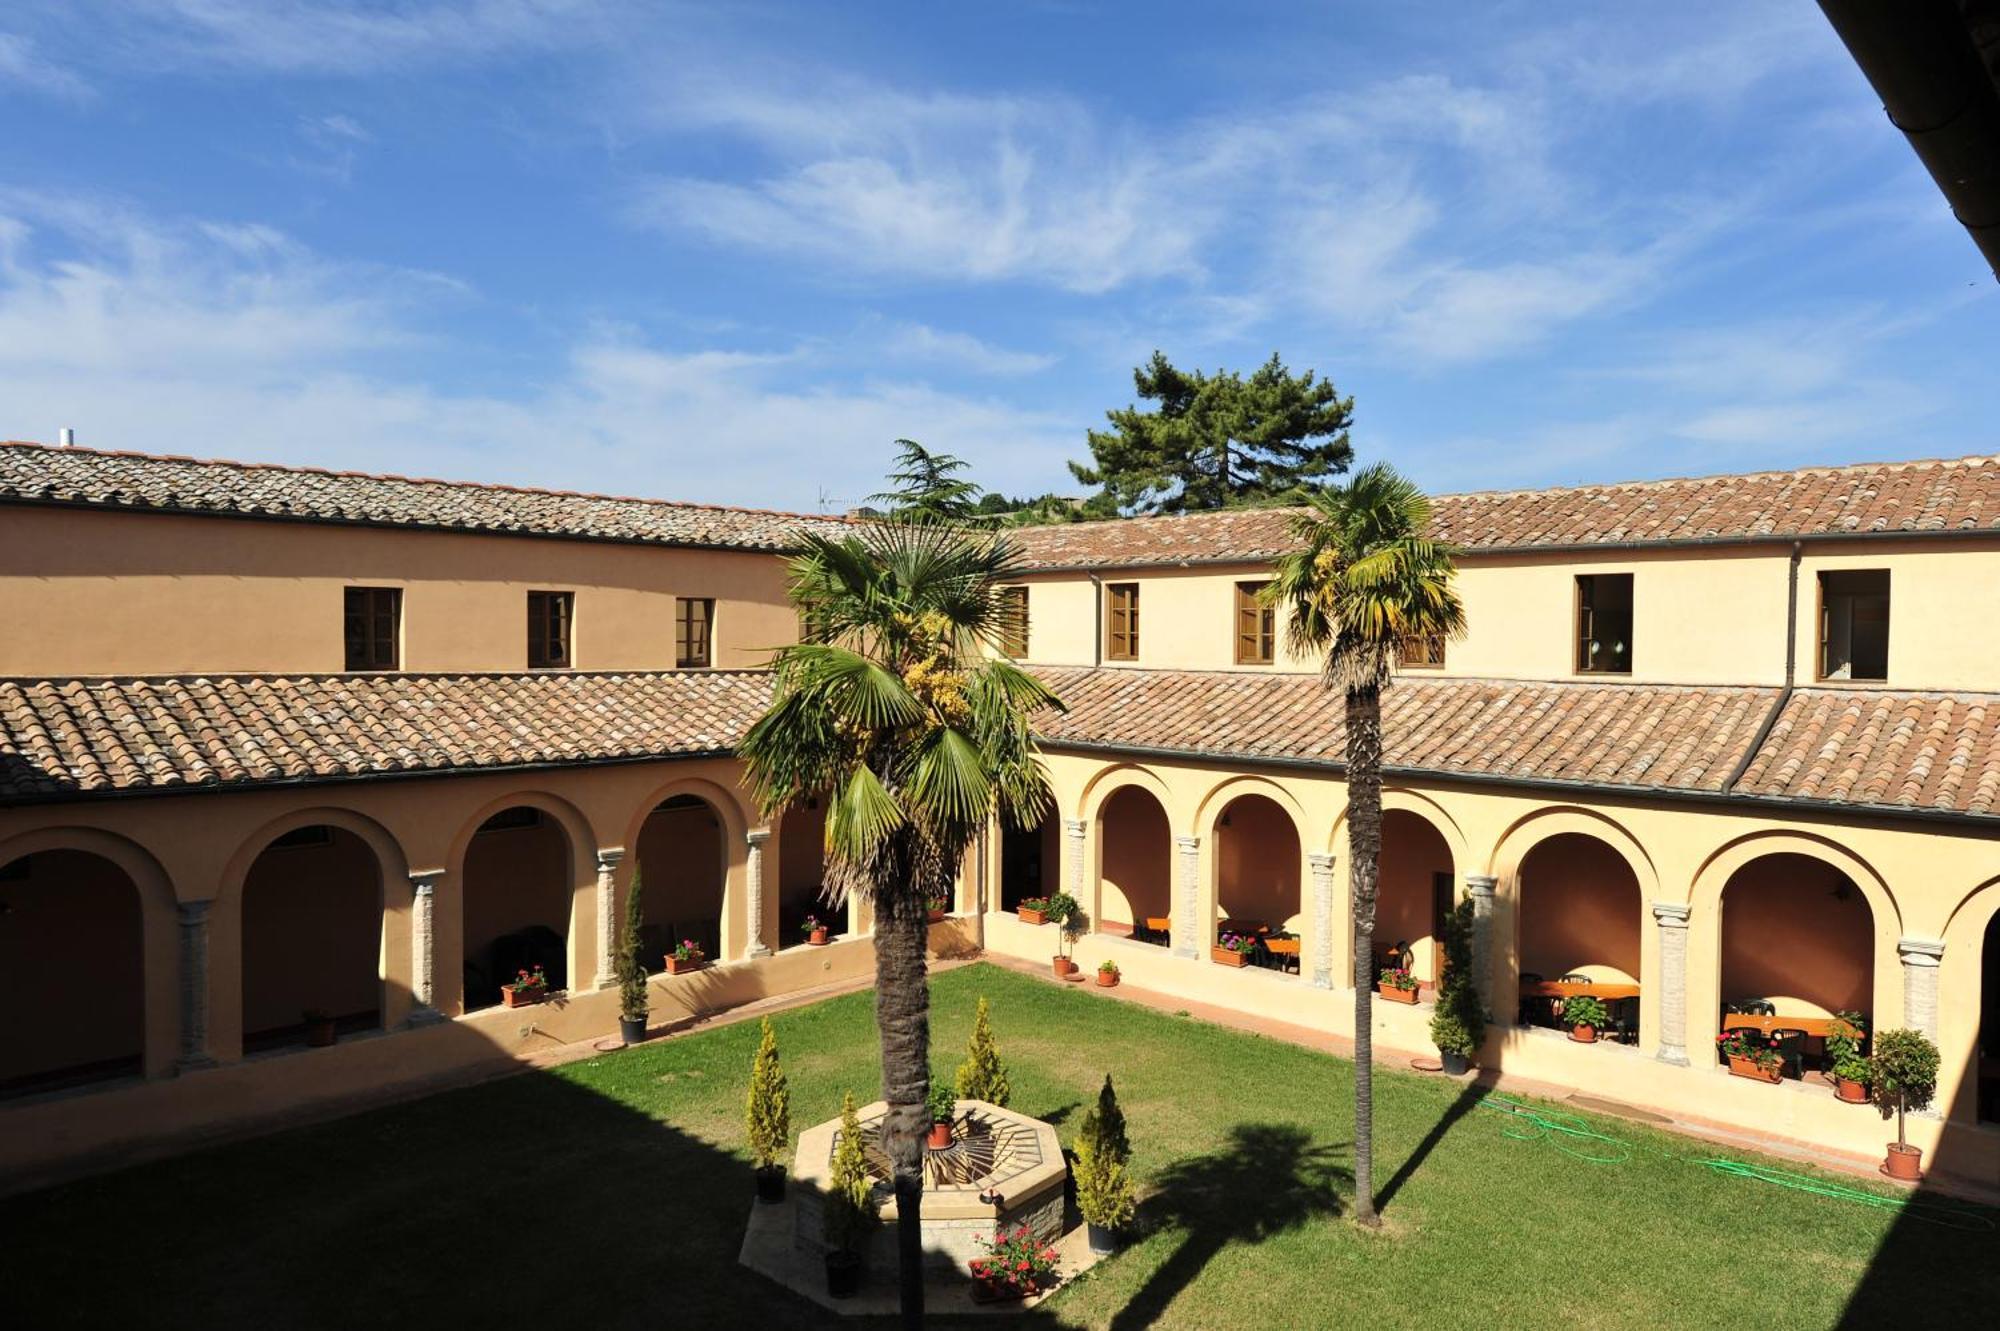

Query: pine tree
left=745, top=1017, right=792, bottom=1170
left=1072, top=1077, right=1136, bottom=1232
left=1429, top=896, right=1485, bottom=1059
left=824, top=1091, right=880, bottom=1253
left=1070, top=351, right=1354, bottom=514
left=866, top=439, right=985, bottom=522
left=953, top=996, right=1011, bottom=1106
left=616, top=865, right=649, bottom=1024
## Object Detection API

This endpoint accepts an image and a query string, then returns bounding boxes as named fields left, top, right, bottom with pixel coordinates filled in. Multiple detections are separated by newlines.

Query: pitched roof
left=0, top=440, right=849, bottom=553
left=1008, top=454, right=2000, bottom=569
left=0, top=671, right=773, bottom=801
left=1735, top=688, right=2000, bottom=817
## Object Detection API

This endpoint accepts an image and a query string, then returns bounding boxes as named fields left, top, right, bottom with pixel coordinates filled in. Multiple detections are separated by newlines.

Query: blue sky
left=0, top=1, right=1993, bottom=513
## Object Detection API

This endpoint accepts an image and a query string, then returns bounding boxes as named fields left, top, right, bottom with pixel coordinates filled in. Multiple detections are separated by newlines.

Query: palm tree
left=1266, top=462, right=1464, bottom=1228
left=740, top=519, right=1060, bottom=1326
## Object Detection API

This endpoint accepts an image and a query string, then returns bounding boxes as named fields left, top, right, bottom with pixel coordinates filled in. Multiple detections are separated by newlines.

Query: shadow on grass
left=1375, top=1076, right=1486, bottom=1214
left=1106, top=1123, right=1350, bottom=1331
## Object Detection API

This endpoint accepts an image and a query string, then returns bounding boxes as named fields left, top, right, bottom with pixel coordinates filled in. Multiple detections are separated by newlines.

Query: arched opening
left=999, top=811, right=1057, bottom=913
left=779, top=797, right=836, bottom=947
left=1375, top=809, right=1456, bottom=993
left=462, top=806, right=573, bottom=1012
left=1719, top=852, right=1874, bottom=1080
left=1098, top=786, right=1171, bottom=944
left=1517, top=833, right=1641, bottom=1039
left=1215, top=794, right=1301, bottom=971
left=242, top=825, right=383, bottom=1051
left=0, top=850, right=144, bottom=1095
left=637, top=794, right=727, bottom=965
left=1980, top=908, right=2000, bottom=1124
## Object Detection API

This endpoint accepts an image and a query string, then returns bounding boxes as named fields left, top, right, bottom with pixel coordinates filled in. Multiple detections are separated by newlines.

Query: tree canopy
left=1069, top=351, right=1355, bottom=514
left=867, top=439, right=985, bottom=522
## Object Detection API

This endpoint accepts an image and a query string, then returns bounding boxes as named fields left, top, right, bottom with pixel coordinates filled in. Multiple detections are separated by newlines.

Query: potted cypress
left=1562, top=994, right=1608, bottom=1043
left=954, top=996, right=1011, bottom=1106
left=1827, top=1011, right=1870, bottom=1103
left=925, top=1080, right=956, bottom=1150
left=616, top=868, right=650, bottom=1045
left=745, top=1017, right=791, bottom=1202
left=1428, top=898, right=1484, bottom=1075
left=823, top=1091, right=878, bottom=1297
left=1870, top=1028, right=1939, bottom=1182
left=1073, top=1075, right=1135, bottom=1254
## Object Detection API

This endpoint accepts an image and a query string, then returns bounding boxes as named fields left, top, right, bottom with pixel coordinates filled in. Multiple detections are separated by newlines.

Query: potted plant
left=926, top=895, right=948, bottom=924
left=969, top=1224, right=1060, bottom=1303
left=1046, top=892, right=1082, bottom=976
left=1870, top=1028, right=1939, bottom=1182
left=1826, top=1011, right=1870, bottom=1104
left=1377, top=966, right=1419, bottom=1004
left=1072, top=1075, right=1135, bottom=1255
left=302, top=1009, right=337, bottom=1048
left=1717, top=1027, right=1783, bottom=1082
left=1212, top=932, right=1259, bottom=968
left=954, top=996, right=1011, bottom=1106
left=801, top=915, right=830, bottom=946
left=500, top=964, right=548, bottom=1008
left=1096, top=959, right=1121, bottom=988
left=745, top=1017, right=791, bottom=1202
left=665, top=939, right=706, bottom=975
left=615, top=867, right=650, bottom=1045
left=1562, top=994, right=1608, bottom=1043
left=1017, top=896, right=1052, bottom=926
left=1428, top=898, right=1484, bottom=1075
left=925, top=1080, right=957, bottom=1150
left=822, top=1091, right=878, bottom=1297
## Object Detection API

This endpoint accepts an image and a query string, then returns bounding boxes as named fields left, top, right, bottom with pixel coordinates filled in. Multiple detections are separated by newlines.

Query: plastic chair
left=1604, top=996, right=1641, bottom=1046
left=1518, top=973, right=1545, bottom=1026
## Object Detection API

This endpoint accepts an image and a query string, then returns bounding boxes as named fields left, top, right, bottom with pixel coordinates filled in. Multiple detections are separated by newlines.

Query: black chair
left=1518, top=972, right=1546, bottom=1027
left=1604, top=996, right=1641, bottom=1046
left=1557, top=972, right=1594, bottom=984
left=1727, top=998, right=1777, bottom=1016
left=1771, top=1029, right=1809, bottom=1079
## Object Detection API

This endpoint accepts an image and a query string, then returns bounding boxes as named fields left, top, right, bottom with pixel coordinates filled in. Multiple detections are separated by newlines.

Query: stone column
left=1308, top=852, right=1338, bottom=989
left=745, top=828, right=772, bottom=957
left=1898, top=936, right=1945, bottom=1043
left=1062, top=818, right=1087, bottom=918
left=1173, top=835, right=1201, bottom=959
left=594, top=848, right=625, bottom=990
left=176, top=900, right=215, bottom=1072
left=1651, top=901, right=1691, bottom=1065
left=1464, top=874, right=1497, bottom=1018
left=408, top=870, right=444, bottom=1025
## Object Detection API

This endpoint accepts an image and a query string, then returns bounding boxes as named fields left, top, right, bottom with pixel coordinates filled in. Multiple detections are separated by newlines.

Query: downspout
left=1089, top=572, right=1104, bottom=667
left=1724, top=540, right=1802, bottom=793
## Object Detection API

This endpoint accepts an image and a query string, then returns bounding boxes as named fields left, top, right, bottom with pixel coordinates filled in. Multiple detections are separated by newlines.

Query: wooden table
left=1722, top=1014, right=1857, bottom=1039
left=1520, top=980, right=1640, bottom=1000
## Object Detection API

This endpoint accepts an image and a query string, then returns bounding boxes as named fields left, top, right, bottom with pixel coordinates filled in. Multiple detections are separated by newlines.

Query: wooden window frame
left=1106, top=583, right=1140, bottom=661
left=676, top=596, right=715, bottom=669
left=528, top=590, right=574, bottom=670
left=1234, top=581, right=1275, bottom=665
left=1397, top=634, right=1446, bottom=669
left=1573, top=573, right=1633, bottom=675
left=1815, top=569, right=1891, bottom=683
left=999, top=586, right=1030, bottom=658
left=342, top=586, right=402, bottom=672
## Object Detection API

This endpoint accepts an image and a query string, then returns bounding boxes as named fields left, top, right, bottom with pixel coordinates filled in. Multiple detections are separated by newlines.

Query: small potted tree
left=616, top=868, right=650, bottom=1045
left=1377, top=965, right=1419, bottom=1004
left=801, top=914, right=830, bottom=946
left=664, top=938, right=706, bottom=975
left=500, top=965, right=548, bottom=1007
left=1717, top=1028, right=1783, bottom=1082
left=1562, top=994, right=1608, bottom=1043
left=823, top=1092, right=878, bottom=1297
left=1073, top=1075, right=1135, bottom=1254
left=1017, top=896, right=1052, bottom=926
left=302, top=1009, right=337, bottom=1048
left=1096, top=959, right=1121, bottom=989
left=1047, top=892, right=1082, bottom=977
left=1870, top=1028, right=1939, bottom=1182
left=1212, top=932, right=1259, bottom=968
left=1827, top=1011, right=1870, bottom=1104
left=1428, top=898, right=1484, bottom=1075
left=925, top=1080, right=957, bottom=1150
left=745, top=1017, right=791, bottom=1202
left=954, top=996, right=1011, bottom=1106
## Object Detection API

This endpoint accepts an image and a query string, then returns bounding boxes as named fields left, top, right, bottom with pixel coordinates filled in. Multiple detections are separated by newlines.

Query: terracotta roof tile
left=1734, top=689, right=2000, bottom=816
left=0, top=441, right=849, bottom=552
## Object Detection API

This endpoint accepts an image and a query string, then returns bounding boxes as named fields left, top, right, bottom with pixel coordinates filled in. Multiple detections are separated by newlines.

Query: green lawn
left=4, top=963, right=1993, bottom=1329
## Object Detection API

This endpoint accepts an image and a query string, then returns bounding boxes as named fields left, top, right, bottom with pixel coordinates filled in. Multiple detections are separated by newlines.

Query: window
left=999, top=586, right=1029, bottom=658
left=342, top=586, right=401, bottom=671
left=1234, top=581, right=1274, bottom=665
left=1398, top=634, right=1446, bottom=668
left=1107, top=583, right=1140, bottom=661
left=528, top=590, right=574, bottom=669
left=1575, top=574, right=1633, bottom=674
left=1819, top=570, right=1889, bottom=681
left=677, top=597, right=714, bottom=668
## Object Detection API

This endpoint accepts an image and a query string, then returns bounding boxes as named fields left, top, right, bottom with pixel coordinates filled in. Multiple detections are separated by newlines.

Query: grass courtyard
left=5, top=962, right=1994, bottom=1329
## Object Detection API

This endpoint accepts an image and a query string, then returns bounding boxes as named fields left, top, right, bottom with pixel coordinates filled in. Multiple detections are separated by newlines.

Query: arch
left=1193, top=773, right=1312, bottom=847
left=1211, top=790, right=1305, bottom=942
left=237, top=820, right=390, bottom=1050
left=1939, top=876, right=2000, bottom=1124
left=1688, top=830, right=1898, bottom=935
left=1486, top=805, right=1658, bottom=901
left=1515, top=831, right=1645, bottom=1041
left=444, top=789, right=599, bottom=886
left=1076, top=762, right=1177, bottom=831
left=632, top=783, right=738, bottom=964
left=1328, top=787, right=1470, bottom=867
left=1374, top=807, right=1460, bottom=988
left=455, top=801, right=584, bottom=1012
left=1094, top=782, right=1173, bottom=940
left=218, top=806, right=409, bottom=916
left=777, top=797, right=834, bottom=947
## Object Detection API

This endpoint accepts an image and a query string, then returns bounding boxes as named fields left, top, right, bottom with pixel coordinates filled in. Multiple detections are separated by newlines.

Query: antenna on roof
left=57, top=427, right=75, bottom=448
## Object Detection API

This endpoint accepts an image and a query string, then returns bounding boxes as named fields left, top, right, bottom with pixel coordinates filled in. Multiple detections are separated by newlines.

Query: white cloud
left=876, top=322, right=1054, bottom=377
left=0, top=32, right=91, bottom=100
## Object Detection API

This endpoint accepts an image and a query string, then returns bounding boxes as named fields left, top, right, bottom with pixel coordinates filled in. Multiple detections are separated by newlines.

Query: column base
left=1655, top=1046, right=1689, bottom=1067
left=747, top=944, right=772, bottom=959
left=407, top=1006, right=446, bottom=1028
left=1173, top=945, right=1196, bottom=961
left=174, top=1054, right=217, bottom=1075
left=1310, top=971, right=1332, bottom=990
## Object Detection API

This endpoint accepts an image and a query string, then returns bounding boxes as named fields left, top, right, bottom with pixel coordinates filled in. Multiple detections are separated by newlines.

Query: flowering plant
left=1378, top=966, right=1417, bottom=992
left=799, top=915, right=825, bottom=935
left=1098, top=960, right=1120, bottom=977
left=1018, top=896, right=1051, bottom=914
left=1218, top=932, right=1260, bottom=955
left=503, top=965, right=547, bottom=995
left=926, top=895, right=949, bottom=912
left=669, top=939, right=704, bottom=962
left=969, top=1223, right=1059, bottom=1294
left=1717, top=1028, right=1783, bottom=1073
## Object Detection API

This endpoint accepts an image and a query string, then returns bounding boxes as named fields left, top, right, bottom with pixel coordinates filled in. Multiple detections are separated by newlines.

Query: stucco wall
left=1517, top=832, right=1642, bottom=984
left=1720, top=852, right=1873, bottom=1016
left=1098, top=785, right=1170, bottom=928
left=0, top=850, right=143, bottom=1084
left=1214, top=793, right=1302, bottom=933
left=241, top=827, right=384, bottom=1036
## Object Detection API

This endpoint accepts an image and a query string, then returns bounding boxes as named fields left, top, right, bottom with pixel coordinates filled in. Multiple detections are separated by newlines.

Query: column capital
left=1063, top=818, right=1087, bottom=838
left=1897, top=936, right=1945, bottom=967
left=409, top=868, right=445, bottom=895
left=1463, top=874, right=1497, bottom=897
left=177, top=898, right=212, bottom=925
left=1650, top=900, right=1691, bottom=928
left=595, top=846, right=626, bottom=872
left=746, top=827, right=772, bottom=847
left=1307, top=851, right=1337, bottom=872
left=1175, top=835, right=1202, bottom=852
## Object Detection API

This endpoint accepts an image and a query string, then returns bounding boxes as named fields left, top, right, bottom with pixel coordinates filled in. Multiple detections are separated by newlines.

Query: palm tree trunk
left=1346, top=682, right=1383, bottom=1228
left=872, top=834, right=932, bottom=1329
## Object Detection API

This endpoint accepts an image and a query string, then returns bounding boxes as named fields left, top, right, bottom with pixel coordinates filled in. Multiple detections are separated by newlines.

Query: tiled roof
left=1735, top=689, right=2000, bottom=817
left=1008, top=454, right=2000, bottom=568
left=0, top=441, right=849, bottom=552
left=0, top=671, right=773, bottom=801
left=1031, top=669, right=1779, bottom=796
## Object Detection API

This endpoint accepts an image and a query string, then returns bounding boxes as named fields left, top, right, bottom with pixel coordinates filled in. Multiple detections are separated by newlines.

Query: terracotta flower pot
left=1726, top=1054, right=1781, bottom=1084
left=1379, top=985, right=1419, bottom=1005
left=664, top=953, right=706, bottom=975
left=927, top=1120, right=954, bottom=1150
left=1882, top=1142, right=1923, bottom=1182
left=808, top=928, right=829, bottom=946
left=304, top=1018, right=337, bottom=1048
left=501, top=986, right=546, bottom=1008
left=1052, top=956, right=1077, bottom=978
left=1018, top=907, right=1049, bottom=925
left=927, top=909, right=946, bottom=924
left=972, top=1276, right=1029, bottom=1304
left=1835, top=1077, right=1870, bottom=1104
left=1569, top=1023, right=1598, bottom=1043
left=1096, top=970, right=1119, bottom=988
